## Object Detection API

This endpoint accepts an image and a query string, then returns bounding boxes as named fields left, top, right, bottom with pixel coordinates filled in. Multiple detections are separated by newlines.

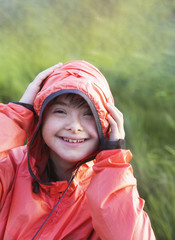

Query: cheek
left=41, top=124, right=49, bottom=142
left=86, top=121, right=98, bottom=138
left=41, top=118, right=54, bottom=140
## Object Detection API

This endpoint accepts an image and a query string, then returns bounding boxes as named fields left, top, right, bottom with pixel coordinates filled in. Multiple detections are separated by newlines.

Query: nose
left=65, top=115, right=83, bottom=133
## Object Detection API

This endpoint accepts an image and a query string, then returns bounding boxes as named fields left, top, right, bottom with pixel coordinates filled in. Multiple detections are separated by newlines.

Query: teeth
left=63, top=138, right=85, bottom=143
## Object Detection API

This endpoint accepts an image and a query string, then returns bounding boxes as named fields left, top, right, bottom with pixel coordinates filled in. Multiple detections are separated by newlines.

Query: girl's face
left=42, top=94, right=99, bottom=170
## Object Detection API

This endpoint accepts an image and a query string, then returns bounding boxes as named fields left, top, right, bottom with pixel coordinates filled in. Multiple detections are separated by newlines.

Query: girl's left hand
left=106, top=103, right=125, bottom=141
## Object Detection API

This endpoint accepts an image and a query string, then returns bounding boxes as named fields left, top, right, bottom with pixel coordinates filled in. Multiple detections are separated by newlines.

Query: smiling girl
left=0, top=60, right=156, bottom=239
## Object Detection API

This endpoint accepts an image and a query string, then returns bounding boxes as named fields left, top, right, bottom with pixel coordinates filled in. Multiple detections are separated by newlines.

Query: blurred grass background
left=0, top=0, right=175, bottom=239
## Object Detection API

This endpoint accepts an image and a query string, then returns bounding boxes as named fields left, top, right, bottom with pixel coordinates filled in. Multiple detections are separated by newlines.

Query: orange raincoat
left=0, top=61, right=156, bottom=239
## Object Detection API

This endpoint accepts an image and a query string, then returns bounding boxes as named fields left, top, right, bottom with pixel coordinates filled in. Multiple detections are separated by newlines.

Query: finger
left=43, top=62, right=63, bottom=74
left=106, top=103, right=123, bottom=119
left=107, top=114, right=125, bottom=140
left=20, top=63, right=63, bottom=104
left=34, top=62, right=63, bottom=84
left=106, top=103, right=125, bottom=140
left=106, top=103, right=124, bottom=129
left=107, top=114, right=120, bottom=141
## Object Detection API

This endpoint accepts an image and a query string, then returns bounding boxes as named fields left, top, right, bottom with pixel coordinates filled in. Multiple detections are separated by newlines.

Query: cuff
left=12, top=102, right=35, bottom=114
left=101, top=139, right=126, bottom=150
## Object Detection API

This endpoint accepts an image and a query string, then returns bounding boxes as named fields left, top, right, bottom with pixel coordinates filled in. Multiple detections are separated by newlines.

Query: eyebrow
left=50, top=98, right=90, bottom=109
left=51, top=100, right=68, bottom=106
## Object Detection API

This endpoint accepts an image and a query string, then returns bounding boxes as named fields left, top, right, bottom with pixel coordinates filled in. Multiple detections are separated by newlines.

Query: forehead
left=50, top=93, right=89, bottom=108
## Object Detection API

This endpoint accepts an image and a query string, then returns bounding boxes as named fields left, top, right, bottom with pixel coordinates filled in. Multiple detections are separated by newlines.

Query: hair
left=52, top=93, right=89, bottom=109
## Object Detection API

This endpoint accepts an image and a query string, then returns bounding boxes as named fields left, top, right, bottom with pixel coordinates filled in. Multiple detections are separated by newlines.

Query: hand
left=106, top=103, right=125, bottom=141
left=19, top=63, right=62, bottom=105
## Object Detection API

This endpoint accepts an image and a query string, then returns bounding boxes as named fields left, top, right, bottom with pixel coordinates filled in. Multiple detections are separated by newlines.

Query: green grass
left=0, top=0, right=175, bottom=239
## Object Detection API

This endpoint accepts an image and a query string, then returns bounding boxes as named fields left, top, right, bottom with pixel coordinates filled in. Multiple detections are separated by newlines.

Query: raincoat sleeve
left=0, top=102, right=34, bottom=209
left=86, top=149, right=156, bottom=240
left=0, top=102, right=34, bottom=154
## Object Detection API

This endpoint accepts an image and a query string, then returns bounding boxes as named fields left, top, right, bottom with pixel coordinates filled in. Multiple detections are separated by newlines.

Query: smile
left=62, top=137, right=85, bottom=143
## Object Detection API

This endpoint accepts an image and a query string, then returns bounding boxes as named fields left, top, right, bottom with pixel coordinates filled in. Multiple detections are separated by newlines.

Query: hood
left=34, top=60, right=114, bottom=135
left=28, top=60, right=115, bottom=185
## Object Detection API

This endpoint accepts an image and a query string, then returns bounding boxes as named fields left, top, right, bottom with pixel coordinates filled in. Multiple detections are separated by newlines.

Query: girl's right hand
left=19, top=63, right=62, bottom=105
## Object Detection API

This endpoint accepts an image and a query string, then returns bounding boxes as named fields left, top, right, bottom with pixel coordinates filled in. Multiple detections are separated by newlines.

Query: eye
left=83, top=110, right=93, bottom=118
left=54, top=109, right=66, bottom=114
left=84, top=112, right=93, bottom=116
